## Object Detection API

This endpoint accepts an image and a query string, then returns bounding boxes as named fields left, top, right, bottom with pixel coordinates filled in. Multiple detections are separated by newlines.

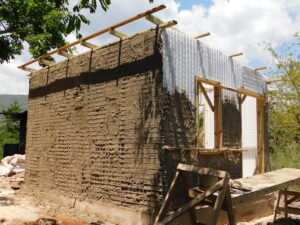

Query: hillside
left=0, top=95, right=28, bottom=120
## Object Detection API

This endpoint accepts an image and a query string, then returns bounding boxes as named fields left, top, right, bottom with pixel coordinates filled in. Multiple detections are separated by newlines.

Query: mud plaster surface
left=26, top=28, right=243, bottom=224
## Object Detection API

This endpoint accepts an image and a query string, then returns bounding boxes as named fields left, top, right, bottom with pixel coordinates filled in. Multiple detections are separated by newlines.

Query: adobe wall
left=25, top=28, right=242, bottom=224
left=25, top=28, right=165, bottom=223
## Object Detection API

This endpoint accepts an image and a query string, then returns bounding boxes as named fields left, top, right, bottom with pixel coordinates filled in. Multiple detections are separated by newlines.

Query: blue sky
left=178, top=0, right=213, bottom=9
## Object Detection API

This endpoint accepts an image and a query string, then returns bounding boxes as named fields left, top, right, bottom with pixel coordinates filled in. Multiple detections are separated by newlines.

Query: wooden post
left=256, top=99, right=265, bottom=173
left=214, top=86, right=222, bottom=149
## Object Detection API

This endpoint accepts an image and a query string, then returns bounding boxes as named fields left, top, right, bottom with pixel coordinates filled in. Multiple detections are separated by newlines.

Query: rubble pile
left=0, top=154, right=25, bottom=189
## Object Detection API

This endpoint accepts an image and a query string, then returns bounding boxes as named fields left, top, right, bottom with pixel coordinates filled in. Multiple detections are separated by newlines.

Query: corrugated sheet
left=162, top=29, right=266, bottom=104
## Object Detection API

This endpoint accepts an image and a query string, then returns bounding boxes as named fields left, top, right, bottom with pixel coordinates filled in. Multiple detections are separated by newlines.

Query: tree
left=0, top=101, right=22, bottom=157
left=266, top=33, right=300, bottom=169
left=0, top=0, right=153, bottom=64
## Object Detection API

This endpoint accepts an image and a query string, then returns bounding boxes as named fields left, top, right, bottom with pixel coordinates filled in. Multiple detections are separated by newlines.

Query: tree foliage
left=0, top=0, right=152, bottom=63
left=0, top=102, right=22, bottom=156
left=267, top=33, right=300, bottom=169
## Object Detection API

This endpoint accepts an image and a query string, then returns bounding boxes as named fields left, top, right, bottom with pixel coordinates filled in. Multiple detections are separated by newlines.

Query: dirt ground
left=0, top=176, right=116, bottom=225
left=1, top=175, right=299, bottom=225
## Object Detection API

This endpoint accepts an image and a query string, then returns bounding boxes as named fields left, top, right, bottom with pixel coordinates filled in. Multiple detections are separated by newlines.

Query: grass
left=270, top=144, right=300, bottom=191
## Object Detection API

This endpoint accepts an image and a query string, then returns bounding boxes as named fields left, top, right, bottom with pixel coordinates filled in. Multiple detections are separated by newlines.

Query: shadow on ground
left=267, top=218, right=300, bottom=225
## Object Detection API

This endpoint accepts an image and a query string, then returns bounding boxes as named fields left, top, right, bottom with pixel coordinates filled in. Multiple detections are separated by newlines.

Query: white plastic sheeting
left=161, top=29, right=266, bottom=104
left=242, top=97, right=258, bottom=177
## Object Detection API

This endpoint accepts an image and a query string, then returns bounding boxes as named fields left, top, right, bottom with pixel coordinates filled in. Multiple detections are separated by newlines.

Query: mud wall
left=159, top=90, right=242, bottom=198
left=25, top=28, right=242, bottom=224
left=25, top=29, right=165, bottom=216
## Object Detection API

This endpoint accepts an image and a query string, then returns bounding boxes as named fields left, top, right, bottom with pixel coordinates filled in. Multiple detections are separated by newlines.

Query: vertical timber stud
left=214, top=86, right=222, bottom=149
left=257, top=99, right=265, bottom=173
left=195, top=77, right=200, bottom=147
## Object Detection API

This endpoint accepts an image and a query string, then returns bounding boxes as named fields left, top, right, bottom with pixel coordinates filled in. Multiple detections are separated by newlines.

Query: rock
left=36, top=218, right=57, bottom=225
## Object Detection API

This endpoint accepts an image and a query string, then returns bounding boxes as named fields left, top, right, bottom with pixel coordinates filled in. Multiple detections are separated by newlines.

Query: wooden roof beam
left=254, top=66, right=267, bottom=71
left=39, top=58, right=54, bottom=66
left=80, top=40, right=99, bottom=50
left=19, top=66, right=37, bottom=73
left=58, top=50, right=74, bottom=58
left=229, top=52, right=243, bottom=58
left=194, top=32, right=211, bottom=39
left=159, top=20, right=177, bottom=29
left=109, top=28, right=128, bottom=39
left=145, top=14, right=164, bottom=25
left=267, top=76, right=283, bottom=84
left=18, top=4, right=167, bottom=69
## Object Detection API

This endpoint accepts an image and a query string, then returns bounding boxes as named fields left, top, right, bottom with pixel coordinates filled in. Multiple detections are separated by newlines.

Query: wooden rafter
left=145, top=14, right=164, bottom=25
left=18, top=5, right=167, bottom=69
left=19, top=66, right=37, bottom=72
left=159, top=20, right=177, bottom=29
left=229, top=52, right=243, bottom=58
left=109, top=28, right=128, bottom=39
left=254, top=66, right=267, bottom=71
left=194, top=32, right=211, bottom=39
left=39, top=58, right=54, bottom=66
left=266, top=76, right=283, bottom=84
left=80, top=40, right=99, bottom=50
left=58, top=50, right=74, bottom=58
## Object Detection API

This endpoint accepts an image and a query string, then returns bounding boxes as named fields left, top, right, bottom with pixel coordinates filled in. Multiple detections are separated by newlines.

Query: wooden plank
left=109, top=28, right=128, bottom=39
left=276, top=207, right=300, bottom=215
left=194, top=32, right=211, bottom=39
left=58, top=50, right=74, bottom=58
left=145, top=14, right=164, bottom=25
left=231, top=168, right=300, bottom=205
left=177, top=164, right=227, bottom=178
left=229, top=53, right=243, bottom=58
left=239, top=87, right=265, bottom=99
left=162, top=146, right=247, bottom=152
left=154, top=170, right=182, bottom=224
left=241, top=94, right=247, bottom=104
left=39, top=58, right=54, bottom=66
left=266, top=76, right=283, bottom=84
left=20, top=66, right=37, bottom=72
left=209, top=174, right=229, bottom=225
left=157, top=179, right=224, bottom=225
left=199, top=81, right=214, bottom=112
left=196, top=76, right=221, bottom=86
left=214, top=86, right=222, bottom=149
left=182, top=171, right=197, bottom=225
left=254, top=67, right=267, bottom=71
left=80, top=40, right=99, bottom=50
left=224, top=188, right=236, bottom=225
left=256, top=99, right=265, bottom=174
left=18, top=5, right=166, bottom=68
left=195, top=76, right=265, bottom=100
left=159, top=20, right=177, bottom=29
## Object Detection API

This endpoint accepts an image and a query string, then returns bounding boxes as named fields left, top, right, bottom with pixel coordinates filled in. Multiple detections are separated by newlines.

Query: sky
left=0, top=0, right=299, bottom=95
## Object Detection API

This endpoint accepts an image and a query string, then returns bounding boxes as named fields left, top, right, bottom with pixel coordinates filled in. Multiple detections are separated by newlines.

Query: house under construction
left=19, top=5, right=272, bottom=225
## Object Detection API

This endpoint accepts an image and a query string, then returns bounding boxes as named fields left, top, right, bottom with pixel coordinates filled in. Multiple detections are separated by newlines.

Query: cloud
left=0, top=0, right=299, bottom=94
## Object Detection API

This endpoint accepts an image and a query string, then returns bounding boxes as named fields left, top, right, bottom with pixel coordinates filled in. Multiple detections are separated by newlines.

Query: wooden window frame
left=195, top=76, right=266, bottom=173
